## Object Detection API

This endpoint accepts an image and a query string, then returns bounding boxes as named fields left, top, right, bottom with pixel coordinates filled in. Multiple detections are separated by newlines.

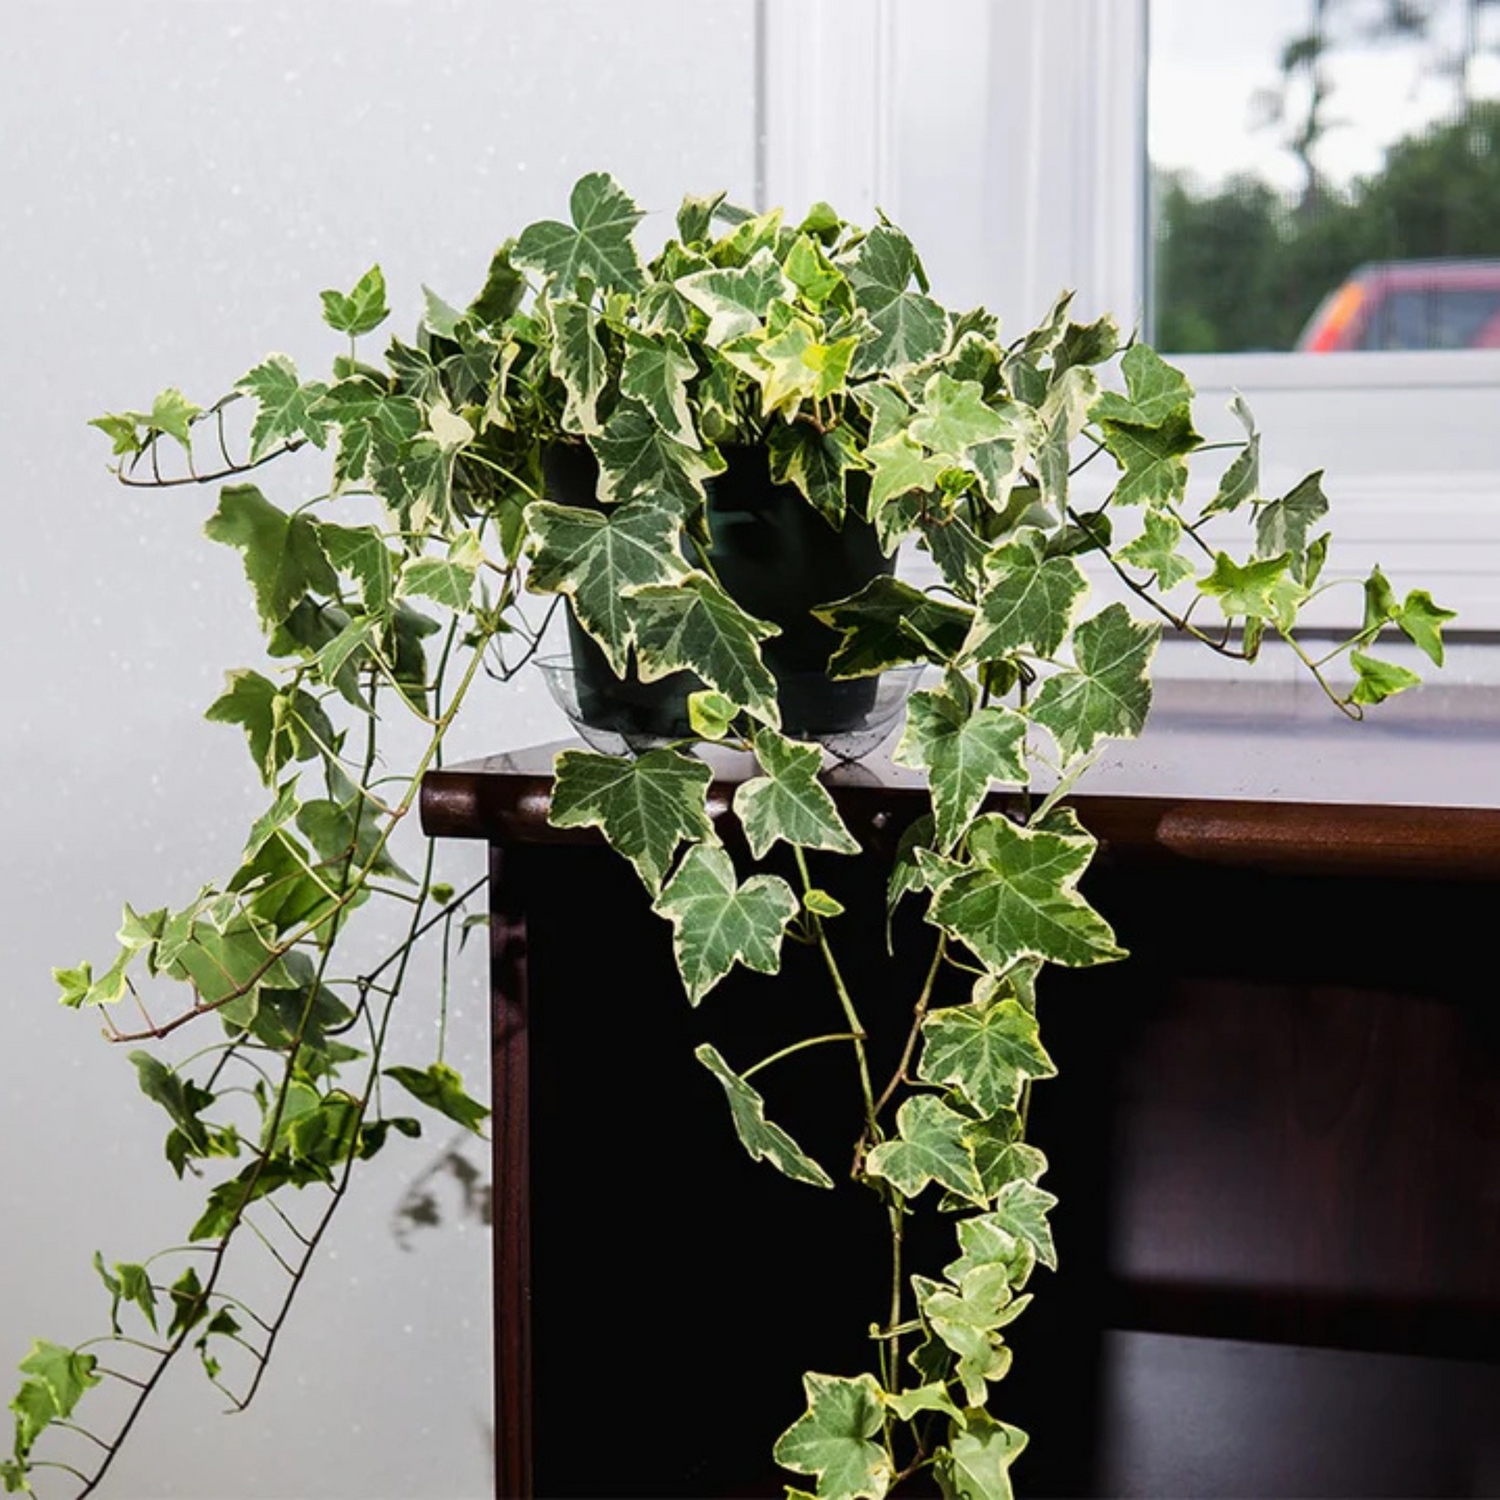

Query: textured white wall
left=0, top=3, right=755, bottom=1496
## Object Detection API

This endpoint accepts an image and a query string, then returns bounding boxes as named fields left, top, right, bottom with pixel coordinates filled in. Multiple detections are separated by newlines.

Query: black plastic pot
left=543, top=440, right=894, bottom=741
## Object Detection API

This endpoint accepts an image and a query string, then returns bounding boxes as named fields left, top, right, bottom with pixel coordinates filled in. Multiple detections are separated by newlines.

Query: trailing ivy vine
left=7, top=173, right=1450, bottom=1498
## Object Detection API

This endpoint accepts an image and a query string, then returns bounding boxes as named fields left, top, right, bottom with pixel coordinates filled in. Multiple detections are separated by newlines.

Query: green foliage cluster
left=1155, top=102, right=1500, bottom=352
left=8, top=173, right=1450, bottom=1498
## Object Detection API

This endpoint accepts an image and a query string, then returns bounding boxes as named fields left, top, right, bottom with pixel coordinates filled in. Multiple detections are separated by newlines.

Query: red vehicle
left=1296, top=258, right=1500, bottom=351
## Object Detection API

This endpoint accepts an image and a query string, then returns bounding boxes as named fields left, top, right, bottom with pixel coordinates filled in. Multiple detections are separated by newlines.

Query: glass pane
left=1150, top=0, right=1500, bottom=351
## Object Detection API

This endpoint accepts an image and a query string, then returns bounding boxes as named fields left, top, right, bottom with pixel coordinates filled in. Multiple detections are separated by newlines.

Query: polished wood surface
left=420, top=743, right=1500, bottom=1497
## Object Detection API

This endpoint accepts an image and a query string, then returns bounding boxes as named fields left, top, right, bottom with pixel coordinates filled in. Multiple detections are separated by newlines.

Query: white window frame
left=758, top=0, right=1500, bottom=638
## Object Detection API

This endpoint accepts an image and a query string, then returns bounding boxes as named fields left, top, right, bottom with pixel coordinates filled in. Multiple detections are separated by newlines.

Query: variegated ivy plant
left=9, top=171, right=1451, bottom=1499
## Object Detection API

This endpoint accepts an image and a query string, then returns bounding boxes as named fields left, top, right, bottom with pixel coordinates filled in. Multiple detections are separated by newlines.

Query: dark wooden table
left=422, top=741, right=1500, bottom=1498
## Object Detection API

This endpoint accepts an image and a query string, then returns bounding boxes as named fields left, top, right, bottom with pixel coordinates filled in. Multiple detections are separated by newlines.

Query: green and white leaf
left=631, top=572, right=781, bottom=727
left=1197, top=551, right=1292, bottom=622
left=524, top=495, right=688, bottom=675
left=620, top=328, right=699, bottom=447
left=1099, top=408, right=1201, bottom=508
left=399, top=531, right=484, bottom=611
left=1350, top=651, right=1422, bottom=705
left=236, top=354, right=329, bottom=460
left=511, top=170, right=645, bottom=293
left=918, top=997, right=1057, bottom=1117
left=766, top=418, right=864, bottom=528
left=592, top=401, right=726, bottom=507
left=204, top=484, right=338, bottom=631
left=695, top=1044, right=833, bottom=1188
left=773, top=1372, right=892, bottom=1500
left=1089, top=344, right=1194, bottom=428
left=909, top=373, right=1011, bottom=460
left=676, top=247, right=793, bottom=345
left=866, top=1094, right=986, bottom=1205
left=653, top=844, right=798, bottom=1004
left=959, top=530, right=1088, bottom=663
left=548, top=298, right=609, bottom=436
left=1255, top=470, right=1328, bottom=575
left=733, top=727, right=860, bottom=859
left=1117, top=511, right=1195, bottom=589
left=549, top=748, right=715, bottom=895
left=925, top=809, right=1123, bottom=972
left=893, top=677, right=1027, bottom=853
left=936, top=1411, right=1029, bottom=1500
left=814, top=575, right=971, bottom=679
left=1027, top=604, right=1160, bottom=758
left=319, top=264, right=389, bottom=338
left=991, top=1177, right=1059, bottom=1271
left=841, top=224, right=949, bottom=373
left=1202, top=392, right=1261, bottom=516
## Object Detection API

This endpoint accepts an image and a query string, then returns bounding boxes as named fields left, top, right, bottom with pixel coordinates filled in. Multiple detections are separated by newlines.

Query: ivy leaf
left=319, top=264, right=389, bottom=337
left=1202, top=393, right=1261, bottom=516
left=1198, top=551, right=1292, bottom=622
left=688, top=688, right=737, bottom=740
left=549, top=748, right=716, bottom=895
left=959, top=530, right=1088, bottom=663
left=1028, top=604, right=1160, bottom=758
left=676, top=189, right=726, bottom=245
left=916, top=1265, right=1024, bottom=1405
left=943, top=1210, right=1033, bottom=1288
left=236, top=354, right=329, bottom=460
left=925, top=809, right=1123, bottom=972
left=524, top=496, right=688, bottom=675
left=676, top=247, right=794, bottom=345
left=694, top=1044, right=833, bottom=1188
left=631, top=573, right=781, bottom=728
left=653, top=844, right=798, bottom=1004
left=814, top=575, right=971, bottom=679
left=733, top=728, right=860, bottom=859
left=204, top=483, right=338, bottom=631
left=1099, top=408, right=1201, bottom=508
left=1394, top=589, right=1456, bottom=666
left=512, top=170, right=645, bottom=293
left=95, top=387, right=202, bottom=455
left=842, top=224, right=949, bottom=372
left=773, top=1372, right=892, bottom=1500
left=936, top=1411, right=1029, bottom=1500
left=1256, top=471, right=1329, bottom=575
left=319, top=521, right=396, bottom=615
left=918, top=998, right=1057, bottom=1117
left=383, top=1061, right=489, bottom=1134
left=317, top=379, right=421, bottom=494
left=767, top=418, right=864, bottom=528
left=167, top=1266, right=210, bottom=1340
left=399, top=531, right=484, bottom=611
left=1350, top=651, right=1422, bottom=705
left=865, top=432, right=946, bottom=550
left=94, top=1251, right=159, bottom=1334
left=17, top=1342, right=100, bottom=1422
left=592, top=401, right=726, bottom=508
left=893, top=677, right=1027, bottom=853
left=1118, top=511, right=1195, bottom=589
left=1090, top=344, right=1194, bottom=427
left=751, top=307, right=859, bottom=416
left=620, top=329, right=699, bottom=447
left=866, top=1094, right=986, bottom=1205
left=205, top=670, right=334, bottom=785
left=548, top=299, right=609, bottom=437
left=910, top=373, right=1011, bottom=459
left=992, top=1177, right=1059, bottom=1271
left=785, top=231, right=847, bottom=308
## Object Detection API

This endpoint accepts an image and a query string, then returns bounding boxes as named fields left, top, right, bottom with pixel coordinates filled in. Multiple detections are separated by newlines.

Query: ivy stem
left=872, top=933, right=947, bottom=1121
left=740, top=1032, right=863, bottom=1082
left=791, top=848, right=876, bottom=1128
